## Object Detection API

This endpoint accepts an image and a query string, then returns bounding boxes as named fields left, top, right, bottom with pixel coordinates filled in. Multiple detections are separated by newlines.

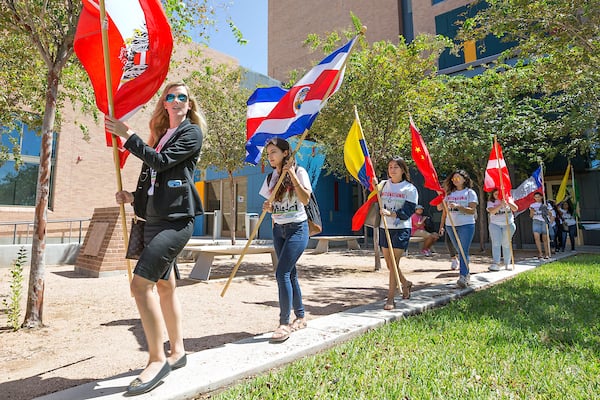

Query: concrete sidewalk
left=34, top=256, right=557, bottom=400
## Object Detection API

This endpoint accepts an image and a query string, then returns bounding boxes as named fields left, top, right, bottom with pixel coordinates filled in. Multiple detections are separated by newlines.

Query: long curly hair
left=266, top=138, right=296, bottom=202
left=443, top=169, right=472, bottom=194
left=388, top=157, right=411, bottom=182
left=148, top=81, right=208, bottom=147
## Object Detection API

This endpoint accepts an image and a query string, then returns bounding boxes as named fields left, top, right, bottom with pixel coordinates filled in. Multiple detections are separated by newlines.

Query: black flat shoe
left=170, top=354, right=187, bottom=370
left=125, top=362, right=170, bottom=396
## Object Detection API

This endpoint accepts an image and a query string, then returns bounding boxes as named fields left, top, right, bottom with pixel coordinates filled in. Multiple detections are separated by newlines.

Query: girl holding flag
left=438, top=170, right=478, bottom=288
left=378, top=157, right=418, bottom=310
left=106, top=82, right=205, bottom=395
left=487, top=188, right=518, bottom=270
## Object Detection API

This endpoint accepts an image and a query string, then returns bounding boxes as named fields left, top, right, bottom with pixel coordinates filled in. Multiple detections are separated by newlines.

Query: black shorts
left=378, top=227, right=411, bottom=250
left=134, top=218, right=194, bottom=282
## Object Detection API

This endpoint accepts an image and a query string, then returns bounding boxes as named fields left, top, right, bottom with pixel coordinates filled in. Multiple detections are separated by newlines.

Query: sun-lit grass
left=206, top=254, right=600, bottom=399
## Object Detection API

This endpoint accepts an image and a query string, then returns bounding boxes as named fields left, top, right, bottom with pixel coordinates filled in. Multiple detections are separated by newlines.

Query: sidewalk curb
left=35, top=257, right=561, bottom=400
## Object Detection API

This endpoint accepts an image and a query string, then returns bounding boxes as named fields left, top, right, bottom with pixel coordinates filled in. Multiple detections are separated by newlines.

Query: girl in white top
left=559, top=201, right=577, bottom=252
left=378, top=157, right=418, bottom=310
left=529, top=192, right=552, bottom=259
left=437, top=170, right=478, bottom=288
left=486, top=188, right=518, bottom=270
left=260, top=138, right=311, bottom=342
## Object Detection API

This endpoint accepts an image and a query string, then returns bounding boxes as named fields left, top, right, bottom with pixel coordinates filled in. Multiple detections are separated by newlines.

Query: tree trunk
left=228, top=172, right=236, bottom=246
left=22, top=69, right=59, bottom=329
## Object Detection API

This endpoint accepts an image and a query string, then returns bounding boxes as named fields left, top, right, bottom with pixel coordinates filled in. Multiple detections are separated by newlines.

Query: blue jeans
left=273, top=220, right=309, bottom=325
left=561, top=225, right=577, bottom=251
left=488, top=222, right=515, bottom=266
left=446, top=223, right=475, bottom=277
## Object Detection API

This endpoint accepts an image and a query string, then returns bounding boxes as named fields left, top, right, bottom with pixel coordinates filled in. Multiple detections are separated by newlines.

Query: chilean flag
left=74, top=0, right=173, bottom=167
left=511, top=166, right=543, bottom=215
left=245, top=36, right=357, bottom=164
left=483, top=141, right=512, bottom=199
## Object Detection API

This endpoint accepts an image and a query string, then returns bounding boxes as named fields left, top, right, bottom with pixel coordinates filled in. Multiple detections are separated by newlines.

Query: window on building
left=432, top=0, right=446, bottom=4
left=435, top=3, right=517, bottom=70
left=0, top=122, right=56, bottom=207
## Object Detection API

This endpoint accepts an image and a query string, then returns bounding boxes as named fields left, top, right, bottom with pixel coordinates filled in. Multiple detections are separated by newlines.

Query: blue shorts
left=378, top=228, right=411, bottom=250
left=532, top=220, right=547, bottom=235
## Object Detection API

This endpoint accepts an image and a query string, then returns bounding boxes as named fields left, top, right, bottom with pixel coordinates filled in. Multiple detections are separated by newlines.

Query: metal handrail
left=0, top=218, right=91, bottom=245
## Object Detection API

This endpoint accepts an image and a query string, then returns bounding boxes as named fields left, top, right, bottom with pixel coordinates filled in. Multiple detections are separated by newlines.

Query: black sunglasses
left=165, top=93, right=188, bottom=103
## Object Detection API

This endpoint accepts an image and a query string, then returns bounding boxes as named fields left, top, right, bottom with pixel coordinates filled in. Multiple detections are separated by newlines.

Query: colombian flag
left=344, top=117, right=376, bottom=191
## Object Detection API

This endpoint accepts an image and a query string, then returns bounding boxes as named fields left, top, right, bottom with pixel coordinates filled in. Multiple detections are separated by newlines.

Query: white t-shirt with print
left=259, top=166, right=312, bottom=225
left=444, top=188, right=478, bottom=226
left=487, top=200, right=515, bottom=226
left=378, top=180, right=418, bottom=230
left=530, top=202, right=551, bottom=222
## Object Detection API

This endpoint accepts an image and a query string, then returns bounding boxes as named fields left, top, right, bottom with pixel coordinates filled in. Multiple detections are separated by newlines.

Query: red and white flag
left=74, top=0, right=173, bottom=167
left=483, top=141, right=512, bottom=199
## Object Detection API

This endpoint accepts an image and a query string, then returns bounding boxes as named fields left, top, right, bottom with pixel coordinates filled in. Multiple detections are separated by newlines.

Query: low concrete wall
left=0, top=243, right=80, bottom=268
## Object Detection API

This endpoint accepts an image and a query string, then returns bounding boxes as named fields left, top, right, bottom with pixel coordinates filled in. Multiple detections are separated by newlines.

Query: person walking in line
left=260, top=138, right=310, bottom=342
left=437, top=170, right=478, bottom=288
left=559, top=201, right=578, bottom=252
left=105, top=82, right=205, bottom=396
left=378, top=157, right=418, bottom=310
left=486, top=188, right=518, bottom=271
left=410, top=205, right=439, bottom=256
left=548, top=200, right=563, bottom=252
left=529, top=192, right=552, bottom=259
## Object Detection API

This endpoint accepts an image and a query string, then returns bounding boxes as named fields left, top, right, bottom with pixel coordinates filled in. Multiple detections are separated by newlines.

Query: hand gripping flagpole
left=493, top=136, right=515, bottom=270
left=99, top=0, right=133, bottom=283
left=354, top=106, right=405, bottom=293
left=221, top=29, right=365, bottom=297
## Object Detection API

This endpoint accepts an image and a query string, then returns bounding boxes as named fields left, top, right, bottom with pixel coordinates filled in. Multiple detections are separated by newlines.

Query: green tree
left=187, top=64, right=250, bottom=245
left=458, top=0, right=600, bottom=158
left=0, top=0, right=233, bottom=329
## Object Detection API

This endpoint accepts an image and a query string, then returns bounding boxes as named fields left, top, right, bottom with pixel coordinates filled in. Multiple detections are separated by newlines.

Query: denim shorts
left=378, top=228, right=411, bottom=250
left=135, top=218, right=193, bottom=282
left=532, top=219, right=547, bottom=235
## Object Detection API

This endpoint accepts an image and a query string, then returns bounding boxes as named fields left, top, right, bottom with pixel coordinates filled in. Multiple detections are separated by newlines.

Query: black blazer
left=126, top=119, right=204, bottom=221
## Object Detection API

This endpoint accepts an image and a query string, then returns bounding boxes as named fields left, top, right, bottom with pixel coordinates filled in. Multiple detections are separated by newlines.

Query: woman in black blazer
left=105, top=81, right=205, bottom=396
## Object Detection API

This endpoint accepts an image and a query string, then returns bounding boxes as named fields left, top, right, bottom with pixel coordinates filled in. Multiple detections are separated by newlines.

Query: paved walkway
left=34, top=251, right=577, bottom=400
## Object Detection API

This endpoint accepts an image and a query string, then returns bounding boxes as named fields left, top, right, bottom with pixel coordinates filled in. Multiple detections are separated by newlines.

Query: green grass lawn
left=208, top=254, right=600, bottom=399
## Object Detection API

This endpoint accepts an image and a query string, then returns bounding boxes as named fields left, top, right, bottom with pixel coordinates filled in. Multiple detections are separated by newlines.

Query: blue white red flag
left=245, top=36, right=358, bottom=164
left=511, top=166, right=543, bottom=215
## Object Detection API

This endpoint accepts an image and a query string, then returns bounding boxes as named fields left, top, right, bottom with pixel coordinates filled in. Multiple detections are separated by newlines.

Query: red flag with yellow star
left=410, top=118, right=444, bottom=205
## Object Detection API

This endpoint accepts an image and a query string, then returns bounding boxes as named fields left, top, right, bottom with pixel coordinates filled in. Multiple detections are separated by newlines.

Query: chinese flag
left=410, top=118, right=444, bottom=205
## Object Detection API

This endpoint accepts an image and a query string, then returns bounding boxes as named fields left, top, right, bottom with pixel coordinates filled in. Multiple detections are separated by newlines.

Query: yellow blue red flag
left=344, top=117, right=375, bottom=191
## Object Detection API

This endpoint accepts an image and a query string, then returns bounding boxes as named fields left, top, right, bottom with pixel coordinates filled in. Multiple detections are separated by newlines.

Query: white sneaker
left=488, top=264, right=500, bottom=272
left=450, top=258, right=458, bottom=270
left=457, top=274, right=470, bottom=288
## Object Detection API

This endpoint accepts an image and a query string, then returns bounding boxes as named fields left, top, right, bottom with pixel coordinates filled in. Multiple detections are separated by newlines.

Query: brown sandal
left=383, top=299, right=395, bottom=310
left=271, top=324, right=292, bottom=342
left=402, top=281, right=413, bottom=299
left=290, top=317, right=307, bottom=331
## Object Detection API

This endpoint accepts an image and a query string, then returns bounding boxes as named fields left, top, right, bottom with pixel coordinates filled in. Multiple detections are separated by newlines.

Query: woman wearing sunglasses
left=105, top=82, right=206, bottom=396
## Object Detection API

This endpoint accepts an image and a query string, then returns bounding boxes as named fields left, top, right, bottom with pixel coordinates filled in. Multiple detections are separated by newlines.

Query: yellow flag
left=555, top=162, right=571, bottom=203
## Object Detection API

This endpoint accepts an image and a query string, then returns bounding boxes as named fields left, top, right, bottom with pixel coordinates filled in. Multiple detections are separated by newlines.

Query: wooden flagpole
left=569, top=161, right=583, bottom=245
left=99, top=0, right=132, bottom=283
left=220, top=30, right=364, bottom=297
left=442, top=201, right=469, bottom=275
left=493, top=136, right=515, bottom=270
left=354, top=106, right=404, bottom=292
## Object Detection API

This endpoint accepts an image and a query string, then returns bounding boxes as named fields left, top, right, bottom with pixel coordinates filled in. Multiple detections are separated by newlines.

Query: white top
left=378, top=180, right=418, bottom=230
left=487, top=200, right=515, bottom=226
left=259, top=166, right=312, bottom=225
left=562, top=210, right=577, bottom=226
left=444, top=188, right=478, bottom=226
left=148, top=127, right=178, bottom=196
left=530, top=202, right=551, bottom=222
